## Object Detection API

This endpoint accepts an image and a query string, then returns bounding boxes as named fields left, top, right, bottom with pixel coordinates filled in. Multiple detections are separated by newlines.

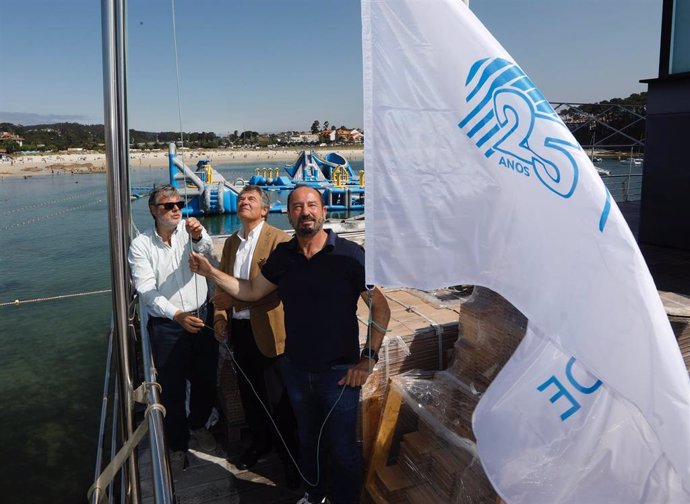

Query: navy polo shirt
left=261, top=229, right=366, bottom=372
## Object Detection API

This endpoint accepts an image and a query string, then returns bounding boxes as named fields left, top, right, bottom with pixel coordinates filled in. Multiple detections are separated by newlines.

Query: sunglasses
left=156, top=201, right=185, bottom=211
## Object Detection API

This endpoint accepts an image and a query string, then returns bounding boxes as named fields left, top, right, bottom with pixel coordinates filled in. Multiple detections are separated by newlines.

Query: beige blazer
left=215, top=222, right=290, bottom=357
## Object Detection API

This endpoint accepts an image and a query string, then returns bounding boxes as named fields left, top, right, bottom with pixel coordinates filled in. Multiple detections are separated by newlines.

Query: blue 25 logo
left=458, top=58, right=610, bottom=231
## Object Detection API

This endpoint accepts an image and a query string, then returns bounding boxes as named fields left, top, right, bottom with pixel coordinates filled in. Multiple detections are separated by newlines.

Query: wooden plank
left=361, top=395, right=381, bottom=464
left=365, top=382, right=403, bottom=504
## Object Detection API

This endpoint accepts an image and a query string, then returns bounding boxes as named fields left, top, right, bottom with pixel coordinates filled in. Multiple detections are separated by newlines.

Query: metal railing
left=603, top=173, right=643, bottom=203
left=553, top=101, right=646, bottom=203
left=552, top=101, right=646, bottom=153
left=88, top=297, right=174, bottom=504
left=137, top=309, right=174, bottom=502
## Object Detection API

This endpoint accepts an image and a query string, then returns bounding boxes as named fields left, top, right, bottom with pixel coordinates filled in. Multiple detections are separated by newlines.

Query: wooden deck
left=139, top=434, right=305, bottom=504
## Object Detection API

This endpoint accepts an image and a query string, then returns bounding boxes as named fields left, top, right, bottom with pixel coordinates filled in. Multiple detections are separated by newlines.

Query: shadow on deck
left=139, top=433, right=305, bottom=504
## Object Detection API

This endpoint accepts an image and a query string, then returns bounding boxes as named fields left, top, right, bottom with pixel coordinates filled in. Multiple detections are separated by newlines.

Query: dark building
left=639, top=0, right=690, bottom=250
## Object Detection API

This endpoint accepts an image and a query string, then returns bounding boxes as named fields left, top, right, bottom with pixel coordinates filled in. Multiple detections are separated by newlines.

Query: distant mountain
left=0, top=111, right=96, bottom=126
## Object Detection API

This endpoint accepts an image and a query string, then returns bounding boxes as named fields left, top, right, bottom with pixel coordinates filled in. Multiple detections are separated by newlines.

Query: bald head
left=287, top=185, right=324, bottom=209
left=287, top=185, right=327, bottom=237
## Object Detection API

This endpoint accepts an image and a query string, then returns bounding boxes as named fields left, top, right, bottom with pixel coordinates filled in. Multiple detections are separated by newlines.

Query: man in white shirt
left=212, top=185, right=299, bottom=488
left=128, top=184, right=218, bottom=476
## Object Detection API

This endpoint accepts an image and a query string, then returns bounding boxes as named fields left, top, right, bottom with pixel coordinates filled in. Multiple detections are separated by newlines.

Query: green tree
left=4, top=141, right=20, bottom=154
left=310, top=121, right=320, bottom=134
left=239, top=131, right=258, bottom=143
left=561, top=92, right=647, bottom=149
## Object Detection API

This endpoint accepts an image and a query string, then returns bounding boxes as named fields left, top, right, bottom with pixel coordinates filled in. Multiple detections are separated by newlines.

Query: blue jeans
left=282, top=358, right=362, bottom=504
left=147, top=303, right=218, bottom=451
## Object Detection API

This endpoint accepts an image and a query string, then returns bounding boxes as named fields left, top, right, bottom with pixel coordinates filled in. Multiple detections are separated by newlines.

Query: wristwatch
left=361, top=346, right=379, bottom=363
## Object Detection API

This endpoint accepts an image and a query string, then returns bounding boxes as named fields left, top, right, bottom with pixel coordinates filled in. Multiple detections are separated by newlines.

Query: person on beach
left=212, top=185, right=300, bottom=488
left=190, top=184, right=391, bottom=504
left=128, top=184, right=218, bottom=478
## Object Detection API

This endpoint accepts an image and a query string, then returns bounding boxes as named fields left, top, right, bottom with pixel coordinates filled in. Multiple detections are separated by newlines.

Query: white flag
left=361, top=1, right=690, bottom=502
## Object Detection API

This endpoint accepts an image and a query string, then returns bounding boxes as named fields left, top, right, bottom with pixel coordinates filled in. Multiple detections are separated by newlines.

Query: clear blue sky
left=0, top=0, right=662, bottom=134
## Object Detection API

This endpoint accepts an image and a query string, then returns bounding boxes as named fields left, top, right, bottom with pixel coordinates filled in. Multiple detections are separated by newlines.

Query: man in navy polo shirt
left=191, top=185, right=390, bottom=504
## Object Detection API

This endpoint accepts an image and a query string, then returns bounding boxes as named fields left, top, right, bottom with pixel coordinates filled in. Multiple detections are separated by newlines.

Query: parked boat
left=619, top=157, right=643, bottom=166
left=596, top=166, right=611, bottom=176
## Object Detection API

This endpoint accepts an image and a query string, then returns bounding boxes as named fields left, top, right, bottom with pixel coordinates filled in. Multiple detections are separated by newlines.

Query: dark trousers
left=148, top=304, right=218, bottom=452
left=232, top=318, right=297, bottom=462
left=282, top=358, right=362, bottom=504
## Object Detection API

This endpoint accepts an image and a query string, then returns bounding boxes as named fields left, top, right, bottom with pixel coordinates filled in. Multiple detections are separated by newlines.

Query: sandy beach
left=0, top=147, right=364, bottom=179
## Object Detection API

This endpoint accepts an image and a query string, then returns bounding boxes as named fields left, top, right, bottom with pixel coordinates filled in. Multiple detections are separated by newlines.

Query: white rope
left=0, top=189, right=104, bottom=216
left=219, top=336, right=345, bottom=488
left=168, top=0, right=204, bottom=313
left=0, top=199, right=105, bottom=231
left=133, top=381, right=164, bottom=405
left=170, top=0, right=186, bottom=154
left=0, top=289, right=111, bottom=307
left=87, top=401, right=165, bottom=503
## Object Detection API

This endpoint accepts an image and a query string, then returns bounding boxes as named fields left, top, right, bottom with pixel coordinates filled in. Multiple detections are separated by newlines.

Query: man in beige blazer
left=213, top=185, right=299, bottom=488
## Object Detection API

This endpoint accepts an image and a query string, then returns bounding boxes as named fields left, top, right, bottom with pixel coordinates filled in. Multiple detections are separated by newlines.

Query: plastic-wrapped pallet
left=446, top=286, right=527, bottom=392
left=366, top=286, right=528, bottom=503
left=369, top=371, right=497, bottom=504
left=357, top=288, right=464, bottom=461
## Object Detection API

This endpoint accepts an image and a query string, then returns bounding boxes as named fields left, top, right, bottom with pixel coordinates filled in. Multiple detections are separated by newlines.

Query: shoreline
left=0, top=147, right=364, bottom=179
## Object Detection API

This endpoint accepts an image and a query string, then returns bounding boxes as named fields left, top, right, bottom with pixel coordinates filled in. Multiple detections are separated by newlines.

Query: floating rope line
left=0, top=289, right=111, bottom=307
left=0, top=190, right=105, bottom=216
left=0, top=199, right=105, bottom=231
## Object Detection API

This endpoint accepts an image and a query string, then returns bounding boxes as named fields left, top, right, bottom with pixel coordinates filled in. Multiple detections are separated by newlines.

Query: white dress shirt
left=128, top=219, right=215, bottom=319
left=232, top=220, right=264, bottom=320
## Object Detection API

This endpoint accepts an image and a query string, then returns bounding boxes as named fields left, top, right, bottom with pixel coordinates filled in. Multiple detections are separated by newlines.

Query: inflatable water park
left=165, top=144, right=364, bottom=216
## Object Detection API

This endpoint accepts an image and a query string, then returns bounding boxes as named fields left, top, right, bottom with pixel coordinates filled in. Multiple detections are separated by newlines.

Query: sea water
left=0, top=159, right=362, bottom=504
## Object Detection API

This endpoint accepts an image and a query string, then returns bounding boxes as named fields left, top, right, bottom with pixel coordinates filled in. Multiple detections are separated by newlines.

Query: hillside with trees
left=0, top=122, right=105, bottom=152
left=0, top=92, right=648, bottom=154
left=558, top=92, right=646, bottom=150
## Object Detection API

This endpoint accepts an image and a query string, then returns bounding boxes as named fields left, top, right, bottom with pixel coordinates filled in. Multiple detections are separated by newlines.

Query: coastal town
left=0, top=125, right=365, bottom=178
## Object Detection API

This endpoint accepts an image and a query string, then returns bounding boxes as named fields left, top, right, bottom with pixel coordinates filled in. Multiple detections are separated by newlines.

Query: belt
left=189, top=301, right=209, bottom=317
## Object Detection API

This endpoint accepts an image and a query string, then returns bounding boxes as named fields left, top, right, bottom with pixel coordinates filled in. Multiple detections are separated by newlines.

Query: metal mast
left=100, top=0, right=138, bottom=501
